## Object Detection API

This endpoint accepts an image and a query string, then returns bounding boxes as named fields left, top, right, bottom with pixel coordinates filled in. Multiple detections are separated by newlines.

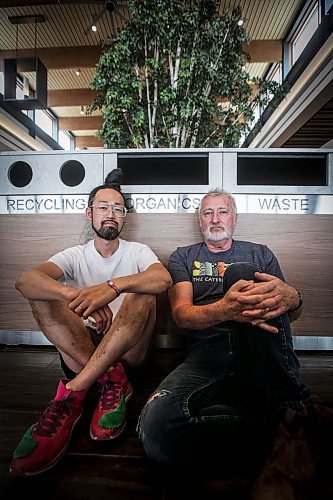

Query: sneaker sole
left=90, top=384, right=133, bottom=441
left=9, top=411, right=83, bottom=477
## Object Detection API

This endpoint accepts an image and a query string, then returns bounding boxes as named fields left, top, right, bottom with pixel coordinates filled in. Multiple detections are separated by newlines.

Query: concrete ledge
left=292, top=335, right=333, bottom=351
left=0, top=330, right=332, bottom=350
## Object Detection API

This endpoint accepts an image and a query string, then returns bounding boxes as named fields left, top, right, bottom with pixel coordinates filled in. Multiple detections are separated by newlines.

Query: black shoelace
left=100, top=381, right=122, bottom=410
left=34, top=400, right=72, bottom=437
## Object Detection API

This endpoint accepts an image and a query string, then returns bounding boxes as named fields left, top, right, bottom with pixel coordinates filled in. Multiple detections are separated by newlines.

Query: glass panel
left=35, top=109, right=53, bottom=137
left=292, top=4, right=319, bottom=64
left=58, top=130, right=72, bottom=150
left=325, top=0, right=333, bottom=14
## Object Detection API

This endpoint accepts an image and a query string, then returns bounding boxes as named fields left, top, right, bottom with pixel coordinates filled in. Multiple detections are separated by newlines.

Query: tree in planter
left=88, top=0, right=285, bottom=148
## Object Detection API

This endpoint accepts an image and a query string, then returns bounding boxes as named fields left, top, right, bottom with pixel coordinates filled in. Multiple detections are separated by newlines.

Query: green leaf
left=89, top=0, right=287, bottom=148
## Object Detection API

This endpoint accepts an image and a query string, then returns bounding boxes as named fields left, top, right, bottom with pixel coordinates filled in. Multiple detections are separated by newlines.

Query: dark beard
left=93, top=222, right=120, bottom=241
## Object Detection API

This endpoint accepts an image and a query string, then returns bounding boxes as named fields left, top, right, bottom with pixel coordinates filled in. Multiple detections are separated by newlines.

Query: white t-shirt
left=49, top=238, right=160, bottom=316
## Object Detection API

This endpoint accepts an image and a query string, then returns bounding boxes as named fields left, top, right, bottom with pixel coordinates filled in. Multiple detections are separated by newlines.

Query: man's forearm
left=110, top=264, right=172, bottom=296
left=15, top=270, right=74, bottom=301
left=172, top=301, right=229, bottom=330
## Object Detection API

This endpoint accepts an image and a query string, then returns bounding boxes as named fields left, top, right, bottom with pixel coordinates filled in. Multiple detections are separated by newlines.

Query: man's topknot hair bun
left=87, top=168, right=126, bottom=208
left=104, top=168, right=124, bottom=188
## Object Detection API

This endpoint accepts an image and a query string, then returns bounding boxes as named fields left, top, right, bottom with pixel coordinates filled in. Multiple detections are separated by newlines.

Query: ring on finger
left=265, top=307, right=270, bottom=313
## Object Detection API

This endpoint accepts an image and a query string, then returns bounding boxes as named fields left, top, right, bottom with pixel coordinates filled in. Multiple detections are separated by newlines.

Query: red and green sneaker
left=10, top=379, right=86, bottom=476
left=90, top=362, right=133, bottom=440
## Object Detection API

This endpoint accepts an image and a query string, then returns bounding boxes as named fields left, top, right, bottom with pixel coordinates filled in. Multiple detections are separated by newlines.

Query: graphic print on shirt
left=193, top=260, right=231, bottom=280
left=191, top=260, right=232, bottom=304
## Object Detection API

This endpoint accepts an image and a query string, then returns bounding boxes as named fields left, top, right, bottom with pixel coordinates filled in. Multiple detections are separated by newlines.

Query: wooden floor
left=0, top=345, right=332, bottom=499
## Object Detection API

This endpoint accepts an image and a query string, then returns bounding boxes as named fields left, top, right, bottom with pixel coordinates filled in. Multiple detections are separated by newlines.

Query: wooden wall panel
left=0, top=213, right=332, bottom=337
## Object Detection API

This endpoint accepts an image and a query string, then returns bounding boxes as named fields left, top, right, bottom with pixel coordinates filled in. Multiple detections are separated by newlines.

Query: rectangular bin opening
left=237, top=154, right=327, bottom=186
left=118, top=154, right=209, bottom=185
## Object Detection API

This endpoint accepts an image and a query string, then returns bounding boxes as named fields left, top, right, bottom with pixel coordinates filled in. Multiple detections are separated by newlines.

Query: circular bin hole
left=60, top=160, right=85, bottom=187
left=8, top=161, right=33, bottom=187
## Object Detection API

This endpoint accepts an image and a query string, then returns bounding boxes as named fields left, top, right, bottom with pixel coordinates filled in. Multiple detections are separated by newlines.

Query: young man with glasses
left=10, top=169, right=172, bottom=477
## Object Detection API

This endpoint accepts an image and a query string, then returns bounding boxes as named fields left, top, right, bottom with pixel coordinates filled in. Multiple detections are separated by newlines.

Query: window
left=264, top=63, right=283, bottom=104
left=325, top=0, right=333, bottom=14
left=14, top=76, right=28, bottom=116
left=58, top=130, right=73, bottom=150
left=35, top=109, right=54, bottom=137
left=268, top=63, right=282, bottom=85
left=291, top=2, right=319, bottom=65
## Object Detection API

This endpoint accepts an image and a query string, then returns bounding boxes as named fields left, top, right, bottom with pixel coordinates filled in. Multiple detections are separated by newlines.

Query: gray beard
left=202, top=228, right=231, bottom=242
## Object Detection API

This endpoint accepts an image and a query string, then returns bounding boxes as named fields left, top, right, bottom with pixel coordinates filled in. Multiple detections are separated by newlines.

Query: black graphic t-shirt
left=168, top=240, right=284, bottom=307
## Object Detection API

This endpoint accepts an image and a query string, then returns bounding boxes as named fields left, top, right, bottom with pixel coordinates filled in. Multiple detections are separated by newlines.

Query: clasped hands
left=226, top=271, right=294, bottom=333
left=66, top=282, right=114, bottom=335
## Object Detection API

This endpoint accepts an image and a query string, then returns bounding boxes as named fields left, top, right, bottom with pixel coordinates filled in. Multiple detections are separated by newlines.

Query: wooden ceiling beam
left=48, top=89, right=96, bottom=106
left=1, top=1, right=104, bottom=5
left=75, top=136, right=104, bottom=148
left=244, top=40, right=282, bottom=62
left=58, top=116, right=103, bottom=130
left=50, top=85, right=259, bottom=108
left=0, top=47, right=101, bottom=70
left=0, top=40, right=283, bottom=72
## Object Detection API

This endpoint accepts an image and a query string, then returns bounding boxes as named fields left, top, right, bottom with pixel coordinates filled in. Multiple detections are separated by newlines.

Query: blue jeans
left=137, top=263, right=310, bottom=467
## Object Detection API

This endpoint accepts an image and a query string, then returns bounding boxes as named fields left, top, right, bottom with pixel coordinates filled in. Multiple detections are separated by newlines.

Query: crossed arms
left=15, top=261, right=172, bottom=334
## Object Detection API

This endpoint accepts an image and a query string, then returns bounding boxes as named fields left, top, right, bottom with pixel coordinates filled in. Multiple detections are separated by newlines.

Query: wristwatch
left=290, top=290, right=303, bottom=311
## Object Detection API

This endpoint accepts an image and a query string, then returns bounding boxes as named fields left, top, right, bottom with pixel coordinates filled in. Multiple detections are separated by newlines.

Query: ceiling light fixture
left=75, top=69, right=81, bottom=76
left=84, top=1, right=128, bottom=38
left=106, top=1, right=117, bottom=13
left=84, top=13, right=100, bottom=36
left=80, top=105, right=85, bottom=115
left=4, top=13, right=47, bottom=109
left=91, top=15, right=98, bottom=32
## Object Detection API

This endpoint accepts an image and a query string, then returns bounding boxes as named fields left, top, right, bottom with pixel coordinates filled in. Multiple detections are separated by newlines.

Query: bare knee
left=29, top=300, right=77, bottom=330
left=116, top=293, right=156, bottom=331
left=121, top=293, right=156, bottom=312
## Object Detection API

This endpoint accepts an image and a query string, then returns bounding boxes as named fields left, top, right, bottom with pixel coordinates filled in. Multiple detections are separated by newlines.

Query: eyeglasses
left=90, top=204, right=128, bottom=217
